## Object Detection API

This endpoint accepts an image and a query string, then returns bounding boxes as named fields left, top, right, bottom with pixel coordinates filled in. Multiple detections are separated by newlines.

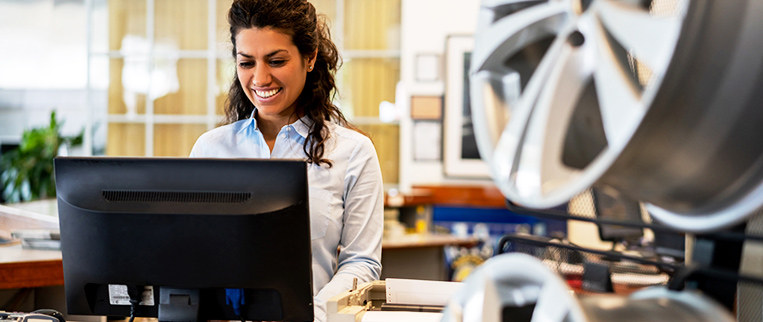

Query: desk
left=1, top=200, right=477, bottom=285
left=382, top=233, right=478, bottom=250
left=381, top=234, right=478, bottom=281
left=0, top=201, right=62, bottom=290
left=0, top=244, right=62, bottom=289
left=0, top=201, right=58, bottom=238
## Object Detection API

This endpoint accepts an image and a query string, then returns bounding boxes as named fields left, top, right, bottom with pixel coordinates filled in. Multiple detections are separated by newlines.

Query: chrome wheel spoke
left=491, top=34, right=568, bottom=199
left=473, top=1, right=573, bottom=195
left=595, top=0, right=685, bottom=73
left=491, top=28, right=593, bottom=204
left=473, top=1, right=569, bottom=73
left=591, top=17, right=644, bottom=149
left=515, top=37, right=593, bottom=202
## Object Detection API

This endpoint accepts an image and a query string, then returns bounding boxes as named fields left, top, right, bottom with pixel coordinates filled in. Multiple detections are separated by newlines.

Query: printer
left=326, top=278, right=461, bottom=322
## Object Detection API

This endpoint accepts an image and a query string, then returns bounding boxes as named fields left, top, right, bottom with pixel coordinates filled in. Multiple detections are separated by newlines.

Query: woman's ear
left=307, top=49, right=318, bottom=69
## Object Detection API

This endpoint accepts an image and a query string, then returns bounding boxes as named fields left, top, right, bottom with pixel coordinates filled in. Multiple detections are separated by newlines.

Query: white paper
left=361, top=311, right=443, bottom=322
left=413, top=121, right=441, bottom=161
left=415, top=54, right=440, bottom=82
left=386, top=278, right=462, bottom=306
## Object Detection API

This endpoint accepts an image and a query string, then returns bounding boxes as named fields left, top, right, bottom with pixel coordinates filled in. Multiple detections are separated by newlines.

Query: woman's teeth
left=255, top=88, right=281, bottom=98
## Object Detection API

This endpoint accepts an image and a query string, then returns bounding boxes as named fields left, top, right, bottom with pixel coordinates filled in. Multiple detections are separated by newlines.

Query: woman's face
left=235, top=27, right=315, bottom=120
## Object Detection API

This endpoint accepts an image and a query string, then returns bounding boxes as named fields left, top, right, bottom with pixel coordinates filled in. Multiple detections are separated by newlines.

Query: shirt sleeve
left=313, top=136, right=384, bottom=322
left=189, top=135, right=205, bottom=157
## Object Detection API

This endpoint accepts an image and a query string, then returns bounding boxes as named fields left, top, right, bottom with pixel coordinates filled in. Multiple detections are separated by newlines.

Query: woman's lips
left=254, top=87, right=282, bottom=99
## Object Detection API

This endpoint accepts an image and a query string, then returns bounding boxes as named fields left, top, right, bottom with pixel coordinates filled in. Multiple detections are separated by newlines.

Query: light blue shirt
left=189, top=110, right=383, bottom=322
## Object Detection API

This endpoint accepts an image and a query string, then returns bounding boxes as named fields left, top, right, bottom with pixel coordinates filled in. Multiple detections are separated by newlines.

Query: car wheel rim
left=471, top=0, right=763, bottom=232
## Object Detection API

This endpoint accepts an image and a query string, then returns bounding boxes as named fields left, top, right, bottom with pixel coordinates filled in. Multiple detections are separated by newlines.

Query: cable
left=128, top=298, right=138, bottom=322
left=128, top=296, right=140, bottom=322
left=127, top=286, right=142, bottom=322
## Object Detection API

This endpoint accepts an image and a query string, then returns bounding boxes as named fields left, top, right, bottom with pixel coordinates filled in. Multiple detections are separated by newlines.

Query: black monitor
left=653, top=230, right=686, bottom=261
left=590, top=186, right=644, bottom=243
left=54, top=157, right=314, bottom=322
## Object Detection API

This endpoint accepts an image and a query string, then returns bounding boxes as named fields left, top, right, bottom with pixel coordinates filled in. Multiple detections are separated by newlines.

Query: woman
left=189, top=0, right=383, bottom=321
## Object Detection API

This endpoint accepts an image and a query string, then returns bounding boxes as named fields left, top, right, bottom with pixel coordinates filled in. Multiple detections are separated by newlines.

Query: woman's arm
left=313, top=136, right=384, bottom=321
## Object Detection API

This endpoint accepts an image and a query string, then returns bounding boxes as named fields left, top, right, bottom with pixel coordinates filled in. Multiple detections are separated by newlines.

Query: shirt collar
left=235, top=109, right=258, bottom=135
left=236, top=108, right=313, bottom=138
left=292, top=115, right=312, bottom=139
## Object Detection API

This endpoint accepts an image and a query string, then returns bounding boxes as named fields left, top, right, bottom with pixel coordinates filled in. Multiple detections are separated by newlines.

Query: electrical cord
left=128, top=298, right=139, bottom=322
left=127, top=286, right=142, bottom=322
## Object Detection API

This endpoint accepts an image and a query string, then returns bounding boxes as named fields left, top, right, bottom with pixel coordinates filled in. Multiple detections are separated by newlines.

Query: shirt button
left=280, top=133, right=287, bottom=139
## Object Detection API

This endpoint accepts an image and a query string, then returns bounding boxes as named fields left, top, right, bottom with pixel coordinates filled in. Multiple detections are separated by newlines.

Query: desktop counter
left=0, top=201, right=62, bottom=289
left=0, top=199, right=476, bottom=290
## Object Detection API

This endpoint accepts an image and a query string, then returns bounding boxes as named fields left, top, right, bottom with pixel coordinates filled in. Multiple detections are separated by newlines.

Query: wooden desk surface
left=0, top=244, right=63, bottom=289
left=382, top=233, right=479, bottom=250
left=0, top=200, right=63, bottom=289
left=0, top=201, right=59, bottom=238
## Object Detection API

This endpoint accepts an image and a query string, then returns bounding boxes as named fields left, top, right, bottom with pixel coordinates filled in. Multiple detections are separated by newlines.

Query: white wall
left=0, top=0, right=89, bottom=90
left=0, top=0, right=106, bottom=153
left=398, top=0, right=488, bottom=192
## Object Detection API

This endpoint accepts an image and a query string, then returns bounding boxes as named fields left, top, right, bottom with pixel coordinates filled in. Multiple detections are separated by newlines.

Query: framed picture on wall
left=443, top=35, right=490, bottom=178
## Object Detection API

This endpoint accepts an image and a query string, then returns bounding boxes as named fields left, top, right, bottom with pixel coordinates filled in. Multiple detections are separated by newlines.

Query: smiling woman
left=233, top=27, right=316, bottom=148
left=189, top=1, right=384, bottom=322
left=217, top=0, right=354, bottom=166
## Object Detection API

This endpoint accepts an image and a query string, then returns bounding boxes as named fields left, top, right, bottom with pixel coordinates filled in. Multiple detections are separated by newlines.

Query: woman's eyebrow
left=265, top=49, right=288, bottom=58
left=236, top=49, right=289, bottom=59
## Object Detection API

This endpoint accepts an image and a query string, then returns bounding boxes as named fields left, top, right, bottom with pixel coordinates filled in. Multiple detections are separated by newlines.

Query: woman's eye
left=238, top=61, right=253, bottom=68
left=270, top=60, right=285, bottom=66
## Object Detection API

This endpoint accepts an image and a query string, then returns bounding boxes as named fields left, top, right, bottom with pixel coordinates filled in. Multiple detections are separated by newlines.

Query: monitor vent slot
left=102, top=190, right=252, bottom=203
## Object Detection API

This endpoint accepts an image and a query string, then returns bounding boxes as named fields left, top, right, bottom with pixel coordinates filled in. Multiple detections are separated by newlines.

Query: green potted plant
left=0, top=111, right=83, bottom=203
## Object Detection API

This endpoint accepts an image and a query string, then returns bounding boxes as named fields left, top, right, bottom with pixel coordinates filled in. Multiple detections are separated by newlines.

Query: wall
left=0, top=0, right=105, bottom=153
left=397, top=0, right=488, bottom=191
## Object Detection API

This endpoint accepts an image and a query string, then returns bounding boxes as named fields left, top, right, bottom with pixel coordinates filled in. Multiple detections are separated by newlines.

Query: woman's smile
left=254, top=87, right=282, bottom=99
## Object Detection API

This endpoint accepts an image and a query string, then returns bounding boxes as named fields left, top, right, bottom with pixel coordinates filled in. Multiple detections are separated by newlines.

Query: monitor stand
left=158, top=288, right=200, bottom=322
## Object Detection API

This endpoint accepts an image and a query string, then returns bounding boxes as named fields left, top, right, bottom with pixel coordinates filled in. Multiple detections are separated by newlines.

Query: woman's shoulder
left=327, top=124, right=379, bottom=164
left=331, top=124, right=373, bottom=148
left=191, top=120, right=250, bottom=157
left=197, top=120, right=248, bottom=142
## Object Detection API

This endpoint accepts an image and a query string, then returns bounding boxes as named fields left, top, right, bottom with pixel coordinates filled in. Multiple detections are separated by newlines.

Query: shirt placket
left=249, top=121, right=271, bottom=158
left=271, top=126, right=294, bottom=158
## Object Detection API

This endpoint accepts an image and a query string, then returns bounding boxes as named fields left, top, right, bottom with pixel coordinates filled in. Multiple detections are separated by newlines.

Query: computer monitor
left=653, top=230, right=686, bottom=261
left=54, top=157, right=314, bottom=322
left=590, top=186, right=644, bottom=243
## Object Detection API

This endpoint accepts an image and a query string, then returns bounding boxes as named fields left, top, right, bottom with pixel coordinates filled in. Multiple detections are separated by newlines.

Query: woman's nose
left=252, top=66, right=271, bottom=86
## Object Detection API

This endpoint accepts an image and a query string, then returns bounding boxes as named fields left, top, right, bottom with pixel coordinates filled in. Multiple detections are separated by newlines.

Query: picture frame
left=415, top=53, right=441, bottom=82
left=443, top=35, right=490, bottom=178
left=413, top=120, right=441, bottom=161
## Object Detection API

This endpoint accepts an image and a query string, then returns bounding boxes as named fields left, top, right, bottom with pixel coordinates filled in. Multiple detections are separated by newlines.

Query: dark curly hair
left=225, top=0, right=358, bottom=167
